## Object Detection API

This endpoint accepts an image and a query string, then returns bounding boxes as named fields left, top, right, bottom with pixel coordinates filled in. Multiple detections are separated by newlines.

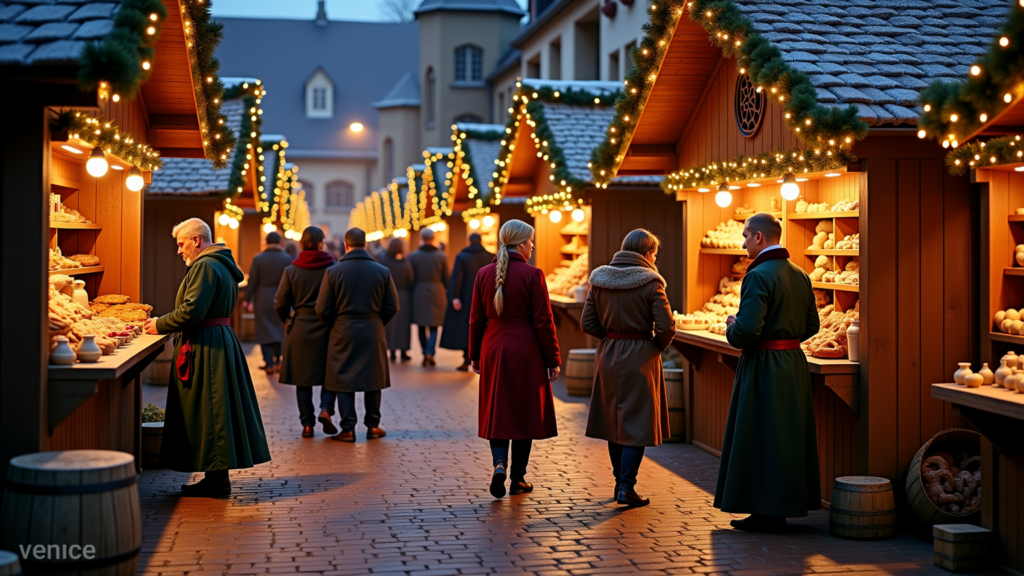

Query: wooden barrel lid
left=9, top=450, right=134, bottom=472
left=568, top=348, right=596, bottom=356
left=834, top=476, right=892, bottom=492
left=141, top=422, right=164, bottom=429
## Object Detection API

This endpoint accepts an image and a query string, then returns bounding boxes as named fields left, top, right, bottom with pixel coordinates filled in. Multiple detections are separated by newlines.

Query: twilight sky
left=210, top=0, right=528, bottom=21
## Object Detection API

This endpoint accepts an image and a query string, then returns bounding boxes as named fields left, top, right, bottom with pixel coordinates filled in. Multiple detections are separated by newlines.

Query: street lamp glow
left=349, top=122, right=364, bottom=133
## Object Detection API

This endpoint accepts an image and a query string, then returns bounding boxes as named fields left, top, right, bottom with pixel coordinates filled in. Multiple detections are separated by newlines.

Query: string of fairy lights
left=449, top=124, right=504, bottom=223
left=52, top=110, right=162, bottom=171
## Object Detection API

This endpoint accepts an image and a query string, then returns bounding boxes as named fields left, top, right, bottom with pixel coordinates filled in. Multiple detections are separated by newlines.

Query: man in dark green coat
left=145, top=217, right=271, bottom=496
left=717, top=212, right=820, bottom=531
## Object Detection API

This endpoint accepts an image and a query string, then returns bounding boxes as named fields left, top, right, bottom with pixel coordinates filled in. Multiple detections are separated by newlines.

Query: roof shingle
left=0, top=0, right=116, bottom=65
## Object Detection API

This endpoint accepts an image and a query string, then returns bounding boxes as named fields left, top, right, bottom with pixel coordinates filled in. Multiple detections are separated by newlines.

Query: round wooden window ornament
left=735, top=74, right=765, bottom=138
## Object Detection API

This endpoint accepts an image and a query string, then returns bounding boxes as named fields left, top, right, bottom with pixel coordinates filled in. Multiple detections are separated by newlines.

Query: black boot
left=616, top=485, right=650, bottom=507
left=181, top=471, right=231, bottom=497
left=489, top=462, right=507, bottom=498
left=509, top=477, right=533, bottom=495
left=730, top=515, right=786, bottom=532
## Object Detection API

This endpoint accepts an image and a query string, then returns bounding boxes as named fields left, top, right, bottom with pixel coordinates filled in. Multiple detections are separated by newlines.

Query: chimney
left=315, top=0, right=327, bottom=26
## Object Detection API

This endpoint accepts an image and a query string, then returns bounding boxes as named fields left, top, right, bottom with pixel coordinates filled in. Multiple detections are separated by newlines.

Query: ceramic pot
left=1008, top=370, right=1022, bottom=393
left=77, top=335, right=101, bottom=363
left=847, top=320, right=860, bottom=362
left=964, top=373, right=984, bottom=388
left=50, top=336, right=76, bottom=365
left=72, top=280, right=89, bottom=308
left=1003, top=351, right=1019, bottom=370
left=995, top=360, right=1012, bottom=387
left=979, top=363, right=995, bottom=385
left=953, top=363, right=972, bottom=385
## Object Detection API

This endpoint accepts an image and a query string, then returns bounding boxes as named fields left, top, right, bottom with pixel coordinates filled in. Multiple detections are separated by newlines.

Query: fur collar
left=588, top=251, right=666, bottom=290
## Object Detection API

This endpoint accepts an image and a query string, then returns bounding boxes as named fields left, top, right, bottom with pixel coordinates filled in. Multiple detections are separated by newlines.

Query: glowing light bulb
left=349, top=122, right=364, bottom=133
left=228, top=218, right=239, bottom=230
left=469, top=218, right=481, bottom=230
left=86, top=148, right=108, bottom=177
left=482, top=215, right=495, bottom=228
left=126, top=167, right=144, bottom=191
left=571, top=208, right=585, bottom=222
left=780, top=173, right=799, bottom=201
left=715, top=183, right=732, bottom=208
left=218, top=213, right=230, bottom=226
left=263, top=222, right=276, bottom=233
left=549, top=210, right=563, bottom=223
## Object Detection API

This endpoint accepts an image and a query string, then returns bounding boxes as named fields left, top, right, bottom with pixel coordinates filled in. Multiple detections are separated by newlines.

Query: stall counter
left=548, top=294, right=597, bottom=352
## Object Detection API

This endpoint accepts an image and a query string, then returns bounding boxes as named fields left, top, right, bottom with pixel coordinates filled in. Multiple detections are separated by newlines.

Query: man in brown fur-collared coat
left=581, top=229, right=675, bottom=507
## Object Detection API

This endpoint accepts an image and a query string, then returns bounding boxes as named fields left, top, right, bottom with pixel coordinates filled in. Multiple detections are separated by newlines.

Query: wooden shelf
left=49, top=334, right=169, bottom=382
left=49, top=266, right=104, bottom=276
left=733, top=211, right=782, bottom=221
left=812, top=281, right=859, bottom=292
left=1005, top=267, right=1024, bottom=277
left=1008, top=214, right=1024, bottom=222
left=50, top=175, right=80, bottom=189
left=672, top=329, right=859, bottom=375
left=805, top=249, right=859, bottom=257
left=787, top=210, right=859, bottom=220
left=990, top=331, right=1024, bottom=346
left=700, top=248, right=746, bottom=255
left=932, top=383, right=1024, bottom=422
left=50, top=221, right=101, bottom=230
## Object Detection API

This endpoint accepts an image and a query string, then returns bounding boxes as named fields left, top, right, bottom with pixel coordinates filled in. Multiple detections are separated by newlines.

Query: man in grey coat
left=316, top=228, right=400, bottom=442
left=408, top=228, right=449, bottom=367
left=440, top=233, right=494, bottom=370
left=244, top=231, right=294, bottom=374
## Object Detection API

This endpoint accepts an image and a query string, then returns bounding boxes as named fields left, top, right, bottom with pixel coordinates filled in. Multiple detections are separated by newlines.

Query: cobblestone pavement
left=138, top=345, right=950, bottom=575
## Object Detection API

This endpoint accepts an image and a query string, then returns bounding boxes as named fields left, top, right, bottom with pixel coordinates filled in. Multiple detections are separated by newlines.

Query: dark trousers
left=330, top=391, right=382, bottom=432
left=295, top=387, right=338, bottom=427
left=418, top=326, right=438, bottom=355
left=489, top=439, right=533, bottom=480
left=608, top=442, right=646, bottom=488
left=260, top=343, right=281, bottom=368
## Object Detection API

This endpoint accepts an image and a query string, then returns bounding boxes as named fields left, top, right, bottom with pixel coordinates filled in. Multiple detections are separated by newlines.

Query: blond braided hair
left=494, top=219, right=535, bottom=316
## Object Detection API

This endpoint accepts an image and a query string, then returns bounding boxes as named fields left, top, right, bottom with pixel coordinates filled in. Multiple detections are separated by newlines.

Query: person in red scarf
left=274, top=226, right=337, bottom=437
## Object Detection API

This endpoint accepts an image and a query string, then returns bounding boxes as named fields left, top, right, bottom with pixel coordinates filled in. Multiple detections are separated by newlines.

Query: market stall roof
left=0, top=0, right=227, bottom=161
left=600, top=0, right=1009, bottom=179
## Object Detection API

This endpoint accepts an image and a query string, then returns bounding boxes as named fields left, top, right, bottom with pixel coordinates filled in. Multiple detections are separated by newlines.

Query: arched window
left=425, top=67, right=436, bottom=127
left=299, top=179, right=315, bottom=207
left=455, top=45, right=483, bottom=82
left=325, top=180, right=354, bottom=211
left=454, top=114, right=483, bottom=124
left=383, top=138, right=395, bottom=183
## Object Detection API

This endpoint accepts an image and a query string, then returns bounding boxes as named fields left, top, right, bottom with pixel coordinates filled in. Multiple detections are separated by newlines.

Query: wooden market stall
left=489, top=80, right=684, bottom=352
left=585, top=0, right=991, bottom=509
left=0, top=0, right=236, bottom=471
left=448, top=123, right=507, bottom=255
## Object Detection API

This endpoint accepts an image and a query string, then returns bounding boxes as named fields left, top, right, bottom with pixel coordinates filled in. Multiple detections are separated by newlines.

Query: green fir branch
left=946, top=135, right=1024, bottom=176
left=78, top=0, right=167, bottom=100
left=661, top=147, right=854, bottom=193
left=51, top=109, right=162, bottom=171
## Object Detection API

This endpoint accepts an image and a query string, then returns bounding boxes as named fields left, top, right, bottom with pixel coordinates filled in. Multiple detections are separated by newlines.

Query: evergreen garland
left=182, top=0, right=235, bottom=169
left=490, top=82, right=619, bottom=213
left=223, top=82, right=265, bottom=201
left=945, top=134, right=1024, bottom=176
left=661, top=147, right=854, bottom=193
left=51, top=109, right=162, bottom=171
left=452, top=126, right=503, bottom=207
left=588, top=0, right=868, bottom=187
left=918, top=2, right=1024, bottom=153
left=78, top=0, right=167, bottom=100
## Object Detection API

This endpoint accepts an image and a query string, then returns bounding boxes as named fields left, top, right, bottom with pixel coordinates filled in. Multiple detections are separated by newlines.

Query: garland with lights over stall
left=582, top=0, right=1004, bottom=512
left=0, top=0, right=235, bottom=483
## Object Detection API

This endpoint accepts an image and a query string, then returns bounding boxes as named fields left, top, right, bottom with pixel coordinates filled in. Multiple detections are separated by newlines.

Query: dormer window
left=455, top=45, right=483, bottom=83
left=305, top=68, right=334, bottom=119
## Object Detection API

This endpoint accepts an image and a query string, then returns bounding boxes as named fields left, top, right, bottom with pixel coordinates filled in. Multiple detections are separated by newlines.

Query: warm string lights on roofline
left=79, top=0, right=167, bottom=102
left=945, top=134, right=1024, bottom=176
left=660, top=147, right=853, bottom=194
left=422, top=149, right=455, bottom=218
left=260, top=138, right=289, bottom=228
left=179, top=0, right=236, bottom=168
left=52, top=110, right=162, bottom=171
left=218, top=198, right=244, bottom=229
left=225, top=80, right=266, bottom=201
left=587, top=0, right=868, bottom=187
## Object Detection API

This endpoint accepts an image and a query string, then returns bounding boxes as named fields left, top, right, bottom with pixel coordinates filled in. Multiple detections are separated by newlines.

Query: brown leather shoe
left=366, top=427, right=387, bottom=439
left=456, top=362, right=470, bottom=372
left=301, top=425, right=315, bottom=438
left=331, top=431, right=356, bottom=442
left=180, top=477, right=231, bottom=497
left=318, top=410, right=339, bottom=435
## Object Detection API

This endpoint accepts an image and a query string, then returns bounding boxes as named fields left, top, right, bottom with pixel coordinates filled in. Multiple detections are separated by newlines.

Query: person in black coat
left=274, top=226, right=337, bottom=438
left=244, top=232, right=294, bottom=374
left=377, top=237, right=414, bottom=361
left=440, top=233, right=494, bottom=370
left=316, top=228, right=400, bottom=442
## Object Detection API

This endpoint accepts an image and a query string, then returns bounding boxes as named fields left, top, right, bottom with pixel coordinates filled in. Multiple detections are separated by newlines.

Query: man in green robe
left=717, top=212, right=820, bottom=531
left=144, top=217, right=271, bottom=496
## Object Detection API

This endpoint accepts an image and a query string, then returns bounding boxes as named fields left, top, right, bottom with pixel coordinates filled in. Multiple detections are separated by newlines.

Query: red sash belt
left=751, top=339, right=800, bottom=351
left=177, top=317, right=231, bottom=383
left=606, top=331, right=652, bottom=340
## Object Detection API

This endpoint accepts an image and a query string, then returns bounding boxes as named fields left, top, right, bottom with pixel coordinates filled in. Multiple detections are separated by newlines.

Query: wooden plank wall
left=143, top=198, right=221, bottom=316
left=49, top=377, right=138, bottom=455
left=857, top=135, right=975, bottom=486
left=588, top=187, right=685, bottom=310
left=675, top=57, right=801, bottom=170
left=984, top=439, right=1024, bottom=573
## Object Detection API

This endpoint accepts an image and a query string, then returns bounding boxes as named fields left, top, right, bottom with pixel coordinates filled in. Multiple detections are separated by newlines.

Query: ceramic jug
left=995, top=359, right=1013, bottom=387
left=964, top=373, right=984, bottom=388
left=1008, top=370, right=1021, bottom=393
left=50, top=336, right=76, bottom=365
left=72, top=280, right=89, bottom=308
left=953, top=362, right=972, bottom=385
left=847, top=320, right=860, bottom=362
left=1002, top=351, right=1019, bottom=370
left=979, top=363, right=995, bottom=385
left=77, top=335, right=101, bottom=363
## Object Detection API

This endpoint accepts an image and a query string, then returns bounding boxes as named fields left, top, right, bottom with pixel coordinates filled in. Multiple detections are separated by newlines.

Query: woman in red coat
left=470, top=219, right=561, bottom=498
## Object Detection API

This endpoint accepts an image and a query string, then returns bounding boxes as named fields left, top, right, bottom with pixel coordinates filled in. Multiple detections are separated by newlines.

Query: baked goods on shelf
left=673, top=314, right=711, bottom=331
left=49, top=247, right=81, bottom=270
left=811, top=256, right=859, bottom=285
left=994, top=308, right=1024, bottom=334
left=795, top=198, right=860, bottom=214
left=49, top=274, right=75, bottom=293
left=50, top=210, right=89, bottom=223
left=709, top=323, right=727, bottom=335
left=734, top=205, right=755, bottom=217
left=802, top=301, right=860, bottom=359
left=68, top=254, right=100, bottom=266
left=922, top=451, right=981, bottom=516
left=701, top=220, right=744, bottom=249
left=675, top=277, right=742, bottom=330
left=93, top=294, right=131, bottom=305
left=731, top=257, right=750, bottom=276
left=836, top=234, right=860, bottom=250
left=807, top=221, right=836, bottom=250
left=546, top=254, right=588, bottom=297
left=814, top=288, right=831, bottom=309
left=559, top=220, right=588, bottom=236
left=560, top=236, right=587, bottom=255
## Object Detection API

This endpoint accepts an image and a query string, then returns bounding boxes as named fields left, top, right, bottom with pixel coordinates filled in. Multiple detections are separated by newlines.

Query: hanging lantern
left=86, top=148, right=108, bottom=177
left=715, top=183, right=733, bottom=208
left=780, top=173, right=799, bottom=201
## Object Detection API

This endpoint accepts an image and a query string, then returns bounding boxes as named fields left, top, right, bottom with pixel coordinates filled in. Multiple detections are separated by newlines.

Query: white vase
left=953, top=362, right=972, bottom=385
left=50, top=336, right=76, bottom=365
left=846, top=320, right=860, bottom=362
left=979, top=363, right=995, bottom=385
left=1002, top=351, right=1019, bottom=370
left=77, top=335, right=101, bottom=363
left=72, top=280, right=89, bottom=308
left=995, top=359, right=1013, bottom=387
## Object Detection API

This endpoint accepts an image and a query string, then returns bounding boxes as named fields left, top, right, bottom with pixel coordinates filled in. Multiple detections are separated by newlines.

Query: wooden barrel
left=829, top=476, right=897, bottom=540
left=933, top=524, right=992, bottom=573
left=664, top=368, right=686, bottom=442
left=0, top=450, right=140, bottom=575
left=141, top=422, right=164, bottom=469
left=905, top=428, right=982, bottom=526
left=0, top=551, right=22, bottom=576
left=565, top=349, right=596, bottom=396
